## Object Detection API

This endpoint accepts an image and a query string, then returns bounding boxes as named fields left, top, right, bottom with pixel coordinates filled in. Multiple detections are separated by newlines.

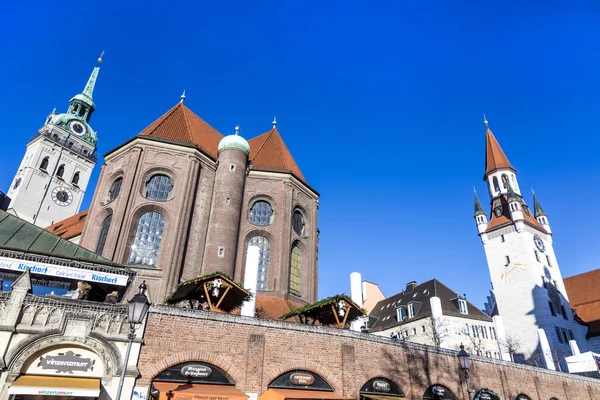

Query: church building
left=474, top=118, right=588, bottom=370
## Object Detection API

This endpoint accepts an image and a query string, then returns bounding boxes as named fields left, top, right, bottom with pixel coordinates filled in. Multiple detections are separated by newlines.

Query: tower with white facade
left=475, top=118, right=588, bottom=370
left=6, top=56, right=102, bottom=228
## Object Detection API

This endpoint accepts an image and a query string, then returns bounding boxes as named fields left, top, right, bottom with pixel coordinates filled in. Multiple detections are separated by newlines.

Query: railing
left=32, top=132, right=98, bottom=163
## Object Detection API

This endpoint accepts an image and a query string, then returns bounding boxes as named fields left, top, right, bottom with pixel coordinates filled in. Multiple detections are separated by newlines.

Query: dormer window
left=396, top=307, right=406, bottom=321
left=408, top=303, right=415, bottom=318
left=458, top=299, right=468, bottom=314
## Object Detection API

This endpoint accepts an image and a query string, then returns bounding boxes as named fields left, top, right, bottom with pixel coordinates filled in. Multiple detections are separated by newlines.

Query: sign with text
left=38, top=351, right=95, bottom=374
left=181, top=364, right=213, bottom=379
left=0, top=256, right=128, bottom=286
left=372, top=380, right=391, bottom=392
left=290, top=373, right=315, bottom=386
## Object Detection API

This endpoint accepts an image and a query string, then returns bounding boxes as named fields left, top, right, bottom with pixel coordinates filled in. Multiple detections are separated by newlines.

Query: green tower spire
left=474, top=188, right=486, bottom=217
left=506, top=181, right=519, bottom=203
left=532, top=190, right=547, bottom=217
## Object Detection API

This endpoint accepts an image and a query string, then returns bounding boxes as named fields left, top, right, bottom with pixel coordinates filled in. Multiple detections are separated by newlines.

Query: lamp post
left=457, top=343, right=474, bottom=400
left=115, top=281, right=150, bottom=400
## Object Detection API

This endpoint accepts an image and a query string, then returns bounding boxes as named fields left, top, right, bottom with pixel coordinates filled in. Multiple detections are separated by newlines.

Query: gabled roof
left=248, top=127, right=305, bottom=181
left=564, top=269, right=600, bottom=337
left=368, top=279, right=491, bottom=332
left=136, top=102, right=224, bottom=160
left=45, top=210, right=88, bottom=240
left=0, top=209, right=107, bottom=262
left=485, top=127, right=515, bottom=178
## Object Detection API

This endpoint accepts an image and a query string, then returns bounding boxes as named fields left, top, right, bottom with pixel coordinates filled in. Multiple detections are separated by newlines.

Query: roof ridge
left=136, top=102, right=182, bottom=139
left=272, top=129, right=290, bottom=171
left=180, top=104, right=193, bottom=142
left=250, top=129, right=275, bottom=162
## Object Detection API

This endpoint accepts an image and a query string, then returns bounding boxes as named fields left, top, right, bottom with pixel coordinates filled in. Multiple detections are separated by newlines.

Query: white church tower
left=475, top=117, right=588, bottom=370
left=6, top=55, right=103, bottom=228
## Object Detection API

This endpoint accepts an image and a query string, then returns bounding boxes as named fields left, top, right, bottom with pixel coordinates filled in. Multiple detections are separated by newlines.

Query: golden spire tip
left=98, top=51, right=105, bottom=63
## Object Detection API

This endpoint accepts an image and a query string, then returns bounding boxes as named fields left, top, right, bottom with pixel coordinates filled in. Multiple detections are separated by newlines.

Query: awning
left=259, top=388, right=354, bottom=400
left=361, top=395, right=405, bottom=400
left=153, top=382, right=248, bottom=400
left=8, top=375, right=100, bottom=397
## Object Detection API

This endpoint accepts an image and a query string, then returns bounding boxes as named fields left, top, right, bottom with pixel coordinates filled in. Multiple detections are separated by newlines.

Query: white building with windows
left=366, top=279, right=502, bottom=359
left=475, top=119, right=588, bottom=371
left=5, top=57, right=102, bottom=228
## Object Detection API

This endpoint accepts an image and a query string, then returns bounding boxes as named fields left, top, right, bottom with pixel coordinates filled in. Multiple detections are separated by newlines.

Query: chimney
left=406, top=281, right=417, bottom=292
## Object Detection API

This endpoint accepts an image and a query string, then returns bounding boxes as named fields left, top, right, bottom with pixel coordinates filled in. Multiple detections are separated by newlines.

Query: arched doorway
left=423, top=385, right=457, bottom=400
left=359, top=377, right=405, bottom=400
left=150, top=361, right=247, bottom=400
left=260, top=370, right=352, bottom=400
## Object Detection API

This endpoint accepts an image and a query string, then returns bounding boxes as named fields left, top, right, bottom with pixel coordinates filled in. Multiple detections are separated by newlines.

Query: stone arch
left=141, top=350, right=244, bottom=385
left=5, top=333, right=122, bottom=378
left=263, top=361, right=342, bottom=393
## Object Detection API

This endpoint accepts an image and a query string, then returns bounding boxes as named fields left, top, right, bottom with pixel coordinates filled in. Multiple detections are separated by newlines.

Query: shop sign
left=290, top=373, right=315, bottom=386
left=181, top=364, right=213, bottom=378
left=432, top=386, right=446, bottom=397
left=0, top=256, right=128, bottom=286
left=39, top=351, right=95, bottom=374
left=372, top=380, right=391, bottom=392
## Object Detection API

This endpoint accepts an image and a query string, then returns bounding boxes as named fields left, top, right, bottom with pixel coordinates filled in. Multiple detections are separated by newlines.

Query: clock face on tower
left=69, top=120, right=86, bottom=136
left=51, top=187, right=73, bottom=207
left=533, top=235, right=545, bottom=253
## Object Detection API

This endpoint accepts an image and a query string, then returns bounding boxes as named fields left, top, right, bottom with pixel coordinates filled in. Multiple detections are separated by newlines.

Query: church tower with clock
left=475, top=118, right=588, bottom=370
left=5, top=56, right=102, bottom=228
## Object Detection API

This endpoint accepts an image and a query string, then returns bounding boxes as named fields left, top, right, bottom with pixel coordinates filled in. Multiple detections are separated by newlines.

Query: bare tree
left=550, top=348, right=570, bottom=372
left=461, top=327, right=485, bottom=356
left=426, top=317, right=449, bottom=348
left=499, top=335, right=523, bottom=362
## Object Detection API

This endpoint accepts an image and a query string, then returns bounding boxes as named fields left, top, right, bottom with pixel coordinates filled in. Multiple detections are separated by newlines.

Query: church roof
left=248, top=127, right=305, bottom=181
left=484, top=127, right=515, bottom=178
left=45, top=210, right=88, bottom=240
left=136, top=102, right=224, bottom=160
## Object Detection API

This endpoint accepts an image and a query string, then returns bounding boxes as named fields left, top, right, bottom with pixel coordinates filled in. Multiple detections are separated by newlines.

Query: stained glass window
left=145, top=174, right=173, bottom=201
left=95, top=214, right=112, bottom=255
left=109, top=178, right=123, bottom=201
left=250, top=201, right=273, bottom=226
left=289, top=245, right=302, bottom=296
left=128, top=211, right=165, bottom=266
left=248, top=236, right=270, bottom=290
left=292, top=210, right=305, bottom=236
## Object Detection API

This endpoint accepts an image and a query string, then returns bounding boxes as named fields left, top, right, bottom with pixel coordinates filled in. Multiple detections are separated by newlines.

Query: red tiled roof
left=485, top=195, right=546, bottom=233
left=565, top=269, right=600, bottom=314
left=137, top=102, right=224, bottom=160
left=254, top=296, right=304, bottom=322
left=248, top=128, right=305, bottom=181
left=485, top=127, right=515, bottom=177
left=44, top=210, right=88, bottom=240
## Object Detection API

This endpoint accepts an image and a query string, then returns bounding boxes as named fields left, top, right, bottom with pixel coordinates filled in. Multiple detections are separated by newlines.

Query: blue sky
left=1, top=1, right=599, bottom=308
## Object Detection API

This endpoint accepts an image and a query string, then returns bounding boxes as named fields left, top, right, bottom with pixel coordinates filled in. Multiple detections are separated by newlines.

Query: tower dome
left=218, top=126, right=250, bottom=155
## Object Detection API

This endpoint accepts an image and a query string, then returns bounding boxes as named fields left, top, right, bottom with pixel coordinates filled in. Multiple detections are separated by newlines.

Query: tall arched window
left=292, top=210, right=305, bottom=236
left=250, top=201, right=273, bottom=226
left=128, top=211, right=165, bottom=266
left=289, top=245, right=302, bottom=296
left=56, top=164, right=65, bottom=179
left=501, top=174, right=509, bottom=189
left=72, top=172, right=80, bottom=186
left=39, top=156, right=49, bottom=171
left=248, top=236, right=270, bottom=290
left=145, top=174, right=173, bottom=201
left=95, top=214, right=113, bottom=254
left=109, top=178, right=123, bottom=201
left=492, top=176, right=500, bottom=193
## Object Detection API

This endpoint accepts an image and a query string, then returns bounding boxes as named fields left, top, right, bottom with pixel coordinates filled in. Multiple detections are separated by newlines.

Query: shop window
left=289, top=245, right=302, bottom=296
left=95, top=214, right=112, bottom=254
left=109, top=177, right=123, bottom=201
left=248, top=236, right=270, bottom=290
left=249, top=201, right=273, bottom=226
left=145, top=174, right=173, bottom=201
left=128, top=211, right=165, bottom=266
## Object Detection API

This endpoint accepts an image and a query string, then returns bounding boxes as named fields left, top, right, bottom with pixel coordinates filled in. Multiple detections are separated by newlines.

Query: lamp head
left=457, top=343, right=471, bottom=372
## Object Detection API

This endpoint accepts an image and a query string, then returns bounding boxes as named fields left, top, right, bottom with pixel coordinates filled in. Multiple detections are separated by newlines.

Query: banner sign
left=0, top=256, right=128, bottom=286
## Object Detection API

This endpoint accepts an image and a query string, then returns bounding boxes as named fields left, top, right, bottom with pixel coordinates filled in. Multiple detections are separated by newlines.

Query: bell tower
left=6, top=54, right=103, bottom=228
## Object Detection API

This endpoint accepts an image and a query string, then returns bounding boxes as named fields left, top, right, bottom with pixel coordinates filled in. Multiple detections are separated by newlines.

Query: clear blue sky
left=1, top=1, right=599, bottom=308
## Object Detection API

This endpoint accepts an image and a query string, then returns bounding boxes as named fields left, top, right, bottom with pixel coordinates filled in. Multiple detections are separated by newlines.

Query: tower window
left=12, top=178, right=21, bottom=190
left=501, top=174, right=509, bottom=189
left=218, top=247, right=225, bottom=257
left=493, top=176, right=500, bottom=193
left=248, top=236, right=270, bottom=290
left=72, top=172, right=80, bottom=186
left=68, top=142, right=73, bottom=148
left=561, top=305, right=568, bottom=320
left=95, top=214, right=112, bottom=255
left=504, top=255, right=510, bottom=265
left=128, top=211, right=165, bottom=266
left=145, top=174, right=173, bottom=201
left=229, top=164, right=236, bottom=171
left=548, top=301, right=557, bottom=316
left=534, top=250, right=540, bottom=262
left=289, top=245, right=302, bottom=296
left=109, top=178, right=123, bottom=201
left=500, top=234, right=505, bottom=242
left=546, top=255, right=552, bottom=267
left=458, top=299, right=468, bottom=314
left=39, top=156, right=49, bottom=171
left=292, top=210, right=305, bottom=236
left=568, top=330, right=575, bottom=341
left=52, top=133, right=59, bottom=140
left=226, top=197, right=231, bottom=205
left=556, top=327, right=564, bottom=343
left=249, top=201, right=273, bottom=226
left=56, top=164, right=65, bottom=179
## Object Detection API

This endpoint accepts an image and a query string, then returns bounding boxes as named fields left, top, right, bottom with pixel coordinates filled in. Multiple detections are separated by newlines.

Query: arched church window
left=39, top=156, right=49, bottom=171
left=501, top=174, right=509, bottom=189
left=128, top=211, right=165, bottom=266
left=109, top=178, right=123, bottom=202
left=72, top=172, right=80, bottom=186
left=248, top=236, right=270, bottom=290
left=13, top=178, right=21, bottom=190
left=250, top=201, right=273, bottom=226
left=492, top=177, right=500, bottom=193
left=292, top=210, right=305, bottom=236
left=56, top=164, right=65, bottom=179
left=95, top=214, right=113, bottom=255
left=289, top=245, right=302, bottom=296
left=145, top=174, right=173, bottom=201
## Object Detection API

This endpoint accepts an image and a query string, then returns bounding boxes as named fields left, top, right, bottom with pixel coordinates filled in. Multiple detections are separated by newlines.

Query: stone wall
left=137, top=305, right=600, bottom=400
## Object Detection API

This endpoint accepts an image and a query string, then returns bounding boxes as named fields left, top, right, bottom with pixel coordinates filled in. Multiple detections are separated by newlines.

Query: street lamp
left=457, top=343, right=474, bottom=400
left=115, top=281, right=150, bottom=400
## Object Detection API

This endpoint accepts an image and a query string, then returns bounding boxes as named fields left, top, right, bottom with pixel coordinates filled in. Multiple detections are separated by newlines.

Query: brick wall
left=137, top=306, right=600, bottom=400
